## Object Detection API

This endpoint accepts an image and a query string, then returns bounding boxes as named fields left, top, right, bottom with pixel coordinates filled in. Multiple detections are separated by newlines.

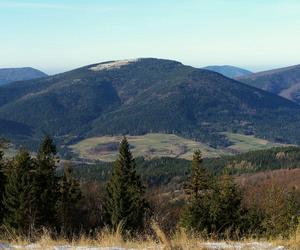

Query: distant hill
left=1, top=58, right=300, bottom=150
left=0, top=67, right=47, bottom=85
left=203, top=65, right=252, bottom=78
left=238, top=64, right=300, bottom=104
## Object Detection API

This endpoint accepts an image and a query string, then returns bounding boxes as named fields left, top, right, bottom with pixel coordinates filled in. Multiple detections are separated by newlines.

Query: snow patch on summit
left=89, top=59, right=139, bottom=72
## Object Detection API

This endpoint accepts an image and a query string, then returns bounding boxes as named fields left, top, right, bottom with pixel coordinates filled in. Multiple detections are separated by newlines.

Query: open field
left=69, top=133, right=226, bottom=162
left=223, top=132, right=289, bottom=153
left=69, top=133, right=289, bottom=162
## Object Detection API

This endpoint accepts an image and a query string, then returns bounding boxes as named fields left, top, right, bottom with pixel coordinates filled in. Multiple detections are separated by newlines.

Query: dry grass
left=271, top=224, right=300, bottom=250
left=1, top=224, right=299, bottom=249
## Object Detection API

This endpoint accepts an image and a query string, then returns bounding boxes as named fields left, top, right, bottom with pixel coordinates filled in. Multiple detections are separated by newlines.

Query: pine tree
left=56, top=162, right=82, bottom=235
left=34, top=135, right=59, bottom=228
left=215, top=171, right=242, bottom=234
left=3, top=150, right=36, bottom=234
left=184, top=150, right=211, bottom=198
left=105, top=137, right=148, bottom=235
left=180, top=150, right=215, bottom=233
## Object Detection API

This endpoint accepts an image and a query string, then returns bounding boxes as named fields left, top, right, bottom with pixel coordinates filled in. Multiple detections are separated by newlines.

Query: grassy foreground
left=1, top=224, right=300, bottom=250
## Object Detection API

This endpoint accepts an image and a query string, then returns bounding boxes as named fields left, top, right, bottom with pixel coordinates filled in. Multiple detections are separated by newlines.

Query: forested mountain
left=1, top=58, right=300, bottom=149
left=238, top=64, right=300, bottom=104
left=0, top=67, right=47, bottom=86
left=203, top=65, right=252, bottom=78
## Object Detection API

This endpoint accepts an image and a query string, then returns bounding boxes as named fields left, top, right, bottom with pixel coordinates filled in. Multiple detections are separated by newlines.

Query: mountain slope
left=1, top=58, right=300, bottom=148
left=203, top=65, right=252, bottom=78
left=0, top=118, right=32, bottom=137
left=238, top=64, right=300, bottom=104
left=0, top=67, right=47, bottom=86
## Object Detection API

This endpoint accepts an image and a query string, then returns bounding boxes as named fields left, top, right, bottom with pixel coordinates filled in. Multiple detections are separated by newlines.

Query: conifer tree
left=180, top=155, right=244, bottom=236
left=3, top=150, right=36, bottom=234
left=56, top=162, right=82, bottom=234
left=34, top=135, right=59, bottom=228
left=184, top=150, right=211, bottom=198
left=215, top=171, right=242, bottom=234
left=105, top=137, right=148, bottom=234
left=180, top=150, right=215, bottom=233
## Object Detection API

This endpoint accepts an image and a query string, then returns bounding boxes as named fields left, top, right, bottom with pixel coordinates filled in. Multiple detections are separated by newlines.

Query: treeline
left=0, top=136, right=81, bottom=237
left=0, top=137, right=299, bottom=240
left=180, top=150, right=298, bottom=238
left=72, top=146, right=300, bottom=187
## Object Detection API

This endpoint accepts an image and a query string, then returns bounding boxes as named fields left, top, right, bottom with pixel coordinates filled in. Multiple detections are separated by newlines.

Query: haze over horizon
left=1, top=0, right=300, bottom=75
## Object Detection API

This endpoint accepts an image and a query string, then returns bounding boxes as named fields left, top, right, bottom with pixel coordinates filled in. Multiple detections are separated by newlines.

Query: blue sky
left=0, top=0, right=300, bottom=74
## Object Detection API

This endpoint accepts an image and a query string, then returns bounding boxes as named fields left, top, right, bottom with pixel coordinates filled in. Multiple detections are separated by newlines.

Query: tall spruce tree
left=3, top=150, right=36, bottom=234
left=105, top=137, right=148, bottom=234
left=34, top=135, right=59, bottom=228
left=180, top=153, right=244, bottom=236
left=180, top=150, right=215, bottom=233
left=184, top=150, right=211, bottom=198
left=215, top=171, right=242, bottom=234
left=56, top=162, right=82, bottom=234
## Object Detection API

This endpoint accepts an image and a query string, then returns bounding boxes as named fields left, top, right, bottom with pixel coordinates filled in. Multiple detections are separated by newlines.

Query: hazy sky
left=1, top=0, right=300, bottom=74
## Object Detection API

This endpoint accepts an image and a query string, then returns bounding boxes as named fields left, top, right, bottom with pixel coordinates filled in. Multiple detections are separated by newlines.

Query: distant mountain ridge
left=1, top=58, right=300, bottom=149
left=238, top=64, right=300, bottom=104
left=203, top=65, right=252, bottom=78
left=0, top=67, right=47, bottom=85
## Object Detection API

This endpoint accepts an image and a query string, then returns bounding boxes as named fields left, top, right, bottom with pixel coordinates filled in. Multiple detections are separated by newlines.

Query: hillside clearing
left=223, top=132, right=288, bottom=153
left=69, top=133, right=224, bottom=161
left=69, top=133, right=288, bottom=162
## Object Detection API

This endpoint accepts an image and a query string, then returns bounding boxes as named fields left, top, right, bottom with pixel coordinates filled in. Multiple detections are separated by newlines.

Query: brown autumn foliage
left=237, top=168, right=300, bottom=203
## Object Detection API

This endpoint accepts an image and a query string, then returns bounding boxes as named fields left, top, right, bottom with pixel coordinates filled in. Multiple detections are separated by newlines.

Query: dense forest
left=0, top=137, right=299, bottom=241
left=72, top=146, right=300, bottom=187
left=2, top=59, right=300, bottom=150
